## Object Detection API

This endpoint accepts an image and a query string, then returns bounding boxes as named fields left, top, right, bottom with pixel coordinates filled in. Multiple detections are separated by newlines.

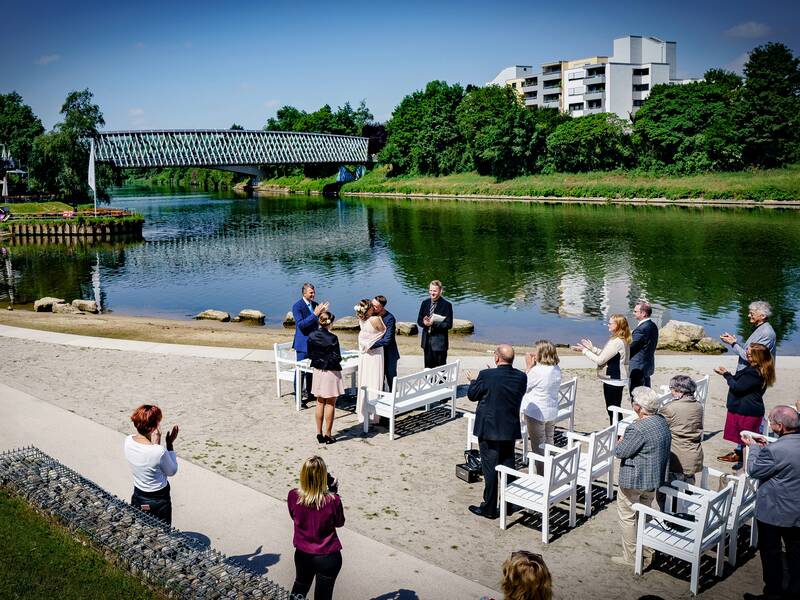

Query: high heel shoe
left=324, top=435, right=337, bottom=445
left=316, top=433, right=326, bottom=444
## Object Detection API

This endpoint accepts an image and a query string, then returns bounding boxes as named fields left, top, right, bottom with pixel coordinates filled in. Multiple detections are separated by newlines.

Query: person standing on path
left=124, top=404, right=179, bottom=526
left=306, top=311, right=344, bottom=444
left=370, top=295, right=399, bottom=391
left=288, top=456, right=345, bottom=600
left=292, top=283, right=329, bottom=408
left=417, top=279, right=453, bottom=369
left=742, top=406, right=800, bottom=600
left=629, top=301, right=658, bottom=394
left=720, top=300, right=777, bottom=372
left=466, top=344, right=528, bottom=520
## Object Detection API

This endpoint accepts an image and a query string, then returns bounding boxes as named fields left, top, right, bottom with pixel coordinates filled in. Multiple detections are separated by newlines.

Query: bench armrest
left=670, top=480, right=713, bottom=496
left=526, top=451, right=546, bottom=466
left=656, top=486, right=705, bottom=507
left=496, top=464, right=529, bottom=478
left=633, top=503, right=697, bottom=530
left=565, top=431, right=590, bottom=446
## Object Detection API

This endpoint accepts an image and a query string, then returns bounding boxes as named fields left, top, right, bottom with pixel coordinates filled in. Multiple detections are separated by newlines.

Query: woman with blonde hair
left=355, top=298, right=386, bottom=425
left=479, top=550, right=552, bottom=600
left=307, top=311, right=344, bottom=444
left=573, top=314, right=631, bottom=424
left=714, top=342, right=776, bottom=464
left=287, top=456, right=345, bottom=600
left=522, top=340, right=562, bottom=474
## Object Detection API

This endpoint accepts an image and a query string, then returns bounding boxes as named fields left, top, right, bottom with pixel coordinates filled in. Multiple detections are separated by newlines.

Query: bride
left=355, top=298, right=386, bottom=424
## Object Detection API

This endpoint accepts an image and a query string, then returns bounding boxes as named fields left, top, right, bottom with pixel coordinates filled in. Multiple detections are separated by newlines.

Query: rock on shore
left=33, top=297, right=65, bottom=312
left=330, top=316, right=361, bottom=331
left=238, top=309, right=265, bottom=324
left=396, top=322, right=418, bottom=336
left=72, top=299, right=99, bottom=314
left=195, top=309, right=231, bottom=322
left=657, top=320, right=725, bottom=353
left=452, top=319, right=475, bottom=334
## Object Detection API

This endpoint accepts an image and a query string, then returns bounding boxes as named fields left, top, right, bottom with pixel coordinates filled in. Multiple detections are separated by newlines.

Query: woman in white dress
left=355, top=298, right=386, bottom=424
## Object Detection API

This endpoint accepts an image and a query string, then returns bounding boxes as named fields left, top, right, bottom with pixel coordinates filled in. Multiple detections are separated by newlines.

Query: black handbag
left=464, top=449, right=481, bottom=471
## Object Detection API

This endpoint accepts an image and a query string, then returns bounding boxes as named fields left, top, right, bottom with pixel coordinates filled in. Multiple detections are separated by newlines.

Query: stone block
left=331, top=316, right=361, bottom=331
left=53, top=302, right=82, bottom=314
left=71, top=299, right=99, bottom=313
left=238, top=309, right=265, bottom=324
left=695, top=336, right=726, bottom=354
left=283, top=311, right=295, bottom=327
left=452, top=318, right=475, bottom=334
left=396, top=322, right=418, bottom=336
left=33, top=297, right=65, bottom=312
left=194, top=309, right=230, bottom=322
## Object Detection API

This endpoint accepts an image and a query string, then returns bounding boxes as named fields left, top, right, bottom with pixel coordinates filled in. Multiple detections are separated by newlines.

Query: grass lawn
left=0, top=489, right=161, bottom=600
left=339, top=164, right=800, bottom=201
left=2, top=201, right=73, bottom=214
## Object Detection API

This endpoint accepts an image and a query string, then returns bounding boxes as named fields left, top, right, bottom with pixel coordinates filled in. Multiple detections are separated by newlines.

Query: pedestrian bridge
left=92, top=129, right=369, bottom=174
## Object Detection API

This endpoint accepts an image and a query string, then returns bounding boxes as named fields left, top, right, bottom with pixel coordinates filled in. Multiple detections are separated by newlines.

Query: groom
left=370, top=295, right=399, bottom=390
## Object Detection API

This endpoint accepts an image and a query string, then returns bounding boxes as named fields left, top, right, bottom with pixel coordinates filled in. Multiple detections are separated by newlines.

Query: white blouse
left=581, top=336, right=629, bottom=386
left=521, top=364, right=562, bottom=422
left=124, top=435, right=178, bottom=492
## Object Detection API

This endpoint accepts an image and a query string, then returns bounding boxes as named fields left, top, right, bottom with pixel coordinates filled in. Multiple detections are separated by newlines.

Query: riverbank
left=244, top=164, right=800, bottom=205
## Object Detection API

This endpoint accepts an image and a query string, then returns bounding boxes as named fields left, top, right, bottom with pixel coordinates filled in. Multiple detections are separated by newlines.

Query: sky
left=3, top=0, right=798, bottom=131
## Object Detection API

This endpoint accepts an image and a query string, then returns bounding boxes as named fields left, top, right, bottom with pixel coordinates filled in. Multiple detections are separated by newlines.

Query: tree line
left=0, top=41, right=797, bottom=202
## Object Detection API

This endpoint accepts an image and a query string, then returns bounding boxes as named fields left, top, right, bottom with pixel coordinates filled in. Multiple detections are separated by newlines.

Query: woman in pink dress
left=355, top=298, right=385, bottom=424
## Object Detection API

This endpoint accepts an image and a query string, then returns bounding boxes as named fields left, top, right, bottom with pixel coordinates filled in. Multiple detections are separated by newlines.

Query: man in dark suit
left=416, top=280, right=453, bottom=369
left=291, top=283, right=328, bottom=408
left=371, top=295, right=399, bottom=390
left=466, top=344, right=528, bottom=519
left=629, top=301, right=659, bottom=394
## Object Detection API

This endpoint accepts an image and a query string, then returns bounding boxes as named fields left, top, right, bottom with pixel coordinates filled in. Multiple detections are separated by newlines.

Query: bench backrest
left=274, top=342, right=296, bottom=375
left=544, top=446, right=579, bottom=496
left=391, top=361, right=459, bottom=406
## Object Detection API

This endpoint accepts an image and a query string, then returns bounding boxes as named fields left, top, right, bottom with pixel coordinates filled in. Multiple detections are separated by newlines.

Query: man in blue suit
left=292, top=283, right=328, bottom=408
left=370, top=295, right=399, bottom=391
left=629, top=301, right=659, bottom=394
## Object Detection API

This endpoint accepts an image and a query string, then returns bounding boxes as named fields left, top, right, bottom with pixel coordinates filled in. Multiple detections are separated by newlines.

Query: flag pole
left=88, top=138, right=97, bottom=216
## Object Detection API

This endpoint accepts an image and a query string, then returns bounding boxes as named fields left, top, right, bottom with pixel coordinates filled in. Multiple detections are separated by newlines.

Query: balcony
left=584, top=107, right=604, bottom=115
left=584, top=91, right=604, bottom=101
left=522, top=84, right=538, bottom=93
left=524, top=97, right=539, bottom=107
left=542, top=82, right=561, bottom=91
left=583, top=74, right=605, bottom=86
left=541, top=70, right=562, bottom=82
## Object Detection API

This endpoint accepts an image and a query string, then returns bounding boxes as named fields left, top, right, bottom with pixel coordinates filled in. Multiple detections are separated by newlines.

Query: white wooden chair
left=554, top=378, right=578, bottom=432
left=273, top=342, right=297, bottom=399
left=661, top=467, right=758, bottom=566
left=565, top=423, right=618, bottom=516
left=496, top=444, right=580, bottom=543
left=633, top=484, right=734, bottom=595
left=364, top=361, right=459, bottom=440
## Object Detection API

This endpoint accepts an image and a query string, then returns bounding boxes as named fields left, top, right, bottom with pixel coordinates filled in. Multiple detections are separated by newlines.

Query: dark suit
left=468, top=364, right=527, bottom=515
left=629, top=318, right=658, bottom=392
left=292, top=298, right=318, bottom=398
left=371, top=310, right=400, bottom=390
left=417, top=297, right=453, bottom=368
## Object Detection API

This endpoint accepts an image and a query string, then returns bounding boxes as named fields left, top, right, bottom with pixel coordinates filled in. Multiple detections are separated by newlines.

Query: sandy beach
left=1, top=312, right=787, bottom=598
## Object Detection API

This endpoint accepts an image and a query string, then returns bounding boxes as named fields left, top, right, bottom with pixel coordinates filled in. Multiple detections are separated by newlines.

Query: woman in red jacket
left=288, top=456, right=345, bottom=600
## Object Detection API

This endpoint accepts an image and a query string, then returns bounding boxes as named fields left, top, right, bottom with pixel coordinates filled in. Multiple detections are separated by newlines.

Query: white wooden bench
left=363, top=361, right=460, bottom=440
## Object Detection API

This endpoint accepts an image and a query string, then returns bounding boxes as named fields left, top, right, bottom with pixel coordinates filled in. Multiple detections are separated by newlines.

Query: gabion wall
left=0, top=447, right=299, bottom=599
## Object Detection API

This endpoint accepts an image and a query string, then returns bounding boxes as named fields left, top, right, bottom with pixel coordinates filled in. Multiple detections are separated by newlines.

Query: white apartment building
left=488, top=36, right=692, bottom=119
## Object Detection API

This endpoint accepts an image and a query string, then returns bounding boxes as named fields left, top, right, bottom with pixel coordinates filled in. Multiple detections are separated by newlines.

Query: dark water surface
left=2, top=188, right=800, bottom=352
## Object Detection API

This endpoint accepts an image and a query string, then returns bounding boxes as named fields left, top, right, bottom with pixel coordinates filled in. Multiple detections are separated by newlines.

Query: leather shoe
left=468, top=505, right=498, bottom=520
left=718, top=451, right=742, bottom=463
left=317, top=434, right=326, bottom=444
left=324, top=435, right=337, bottom=445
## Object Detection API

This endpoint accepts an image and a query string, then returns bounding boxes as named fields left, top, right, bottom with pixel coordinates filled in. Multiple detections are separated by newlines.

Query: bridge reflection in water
left=2, top=191, right=800, bottom=351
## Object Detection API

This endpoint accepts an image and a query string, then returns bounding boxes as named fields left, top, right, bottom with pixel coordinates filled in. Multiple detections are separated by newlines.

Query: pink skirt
left=311, top=369, right=344, bottom=399
left=723, top=412, right=763, bottom=444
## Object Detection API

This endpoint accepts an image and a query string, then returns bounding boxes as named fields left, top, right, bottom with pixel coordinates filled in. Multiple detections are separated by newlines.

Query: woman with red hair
left=124, top=404, right=179, bottom=525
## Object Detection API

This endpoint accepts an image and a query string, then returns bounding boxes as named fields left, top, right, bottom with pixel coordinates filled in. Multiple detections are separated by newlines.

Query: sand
left=0, top=315, right=783, bottom=598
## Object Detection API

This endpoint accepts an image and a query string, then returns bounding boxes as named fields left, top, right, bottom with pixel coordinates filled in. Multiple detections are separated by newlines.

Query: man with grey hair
left=291, top=283, right=329, bottom=408
left=612, top=386, right=672, bottom=567
left=720, top=300, right=777, bottom=372
left=630, top=301, right=659, bottom=392
left=657, top=375, right=703, bottom=509
left=742, top=406, right=800, bottom=600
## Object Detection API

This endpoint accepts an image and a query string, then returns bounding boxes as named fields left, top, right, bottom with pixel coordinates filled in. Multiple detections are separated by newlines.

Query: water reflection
left=2, top=190, right=799, bottom=351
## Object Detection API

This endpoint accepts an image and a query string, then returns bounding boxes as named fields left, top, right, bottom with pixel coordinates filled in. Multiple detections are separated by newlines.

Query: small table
left=294, top=350, right=360, bottom=411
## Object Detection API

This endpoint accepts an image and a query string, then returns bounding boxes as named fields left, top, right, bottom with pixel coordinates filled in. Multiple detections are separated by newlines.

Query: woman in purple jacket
left=288, top=456, right=345, bottom=600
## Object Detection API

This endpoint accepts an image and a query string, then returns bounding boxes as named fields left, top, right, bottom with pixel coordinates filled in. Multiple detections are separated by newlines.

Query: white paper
left=430, top=313, right=445, bottom=324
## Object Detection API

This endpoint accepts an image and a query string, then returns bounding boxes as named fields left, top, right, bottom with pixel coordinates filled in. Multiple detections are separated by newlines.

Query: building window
left=569, top=102, right=583, bottom=112
left=633, top=68, right=650, bottom=76
left=587, top=99, right=602, bottom=109
left=632, top=83, right=649, bottom=92
left=568, top=86, right=585, bottom=96
left=633, top=99, right=645, bottom=107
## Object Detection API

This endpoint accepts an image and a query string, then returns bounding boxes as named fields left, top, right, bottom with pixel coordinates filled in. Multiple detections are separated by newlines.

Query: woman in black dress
left=307, top=311, right=344, bottom=444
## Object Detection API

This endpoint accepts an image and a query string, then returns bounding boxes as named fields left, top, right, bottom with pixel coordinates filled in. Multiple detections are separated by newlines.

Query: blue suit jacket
left=292, top=298, right=318, bottom=354
left=629, top=319, right=658, bottom=377
left=371, top=310, right=400, bottom=362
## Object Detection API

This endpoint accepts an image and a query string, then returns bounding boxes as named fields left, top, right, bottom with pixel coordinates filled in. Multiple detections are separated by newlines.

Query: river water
left=2, top=188, right=800, bottom=351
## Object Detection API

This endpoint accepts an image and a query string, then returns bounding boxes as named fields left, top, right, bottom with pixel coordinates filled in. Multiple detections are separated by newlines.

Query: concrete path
left=0, top=380, right=496, bottom=599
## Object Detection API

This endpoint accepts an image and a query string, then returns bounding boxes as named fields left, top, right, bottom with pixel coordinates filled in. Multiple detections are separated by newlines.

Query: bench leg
left=389, top=415, right=395, bottom=440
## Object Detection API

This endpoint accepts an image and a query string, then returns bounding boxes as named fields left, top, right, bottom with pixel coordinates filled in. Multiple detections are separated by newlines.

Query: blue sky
left=3, top=0, right=798, bottom=130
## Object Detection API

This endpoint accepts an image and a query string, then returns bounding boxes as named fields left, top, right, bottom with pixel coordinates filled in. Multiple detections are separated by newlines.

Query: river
left=2, top=188, right=800, bottom=351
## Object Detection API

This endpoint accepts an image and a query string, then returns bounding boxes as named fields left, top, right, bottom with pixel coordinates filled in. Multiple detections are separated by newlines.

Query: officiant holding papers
left=417, top=280, right=453, bottom=368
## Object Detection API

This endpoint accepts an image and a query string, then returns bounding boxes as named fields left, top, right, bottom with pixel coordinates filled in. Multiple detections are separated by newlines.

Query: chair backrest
left=733, top=474, right=758, bottom=516
left=695, top=484, right=734, bottom=544
left=544, top=446, right=579, bottom=495
left=557, top=378, right=577, bottom=413
left=657, top=390, right=673, bottom=408
left=589, top=423, right=618, bottom=468
left=694, top=375, right=710, bottom=410
left=392, top=361, right=459, bottom=403
left=274, top=342, right=296, bottom=373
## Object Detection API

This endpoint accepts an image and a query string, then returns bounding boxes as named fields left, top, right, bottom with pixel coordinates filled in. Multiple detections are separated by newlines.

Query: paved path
left=0, top=380, right=496, bottom=599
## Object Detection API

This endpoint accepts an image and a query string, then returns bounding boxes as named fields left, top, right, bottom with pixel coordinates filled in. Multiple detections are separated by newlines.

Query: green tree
left=29, top=89, right=117, bottom=202
left=380, top=80, right=467, bottom=176
left=739, top=42, right=800, bottom=168
left=545, top=113, right=632, bottom=172
left=456, top=85, right=541, bottom=179
left=0, top=91, right=45, bottom=167
left=632, top=76, right=742, bottom=173
left=229, top=123, right=244, bottom=130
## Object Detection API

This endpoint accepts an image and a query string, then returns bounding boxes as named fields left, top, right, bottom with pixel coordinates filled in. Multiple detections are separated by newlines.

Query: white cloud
left=726, top=52, right=750, bottom=74
left=725, top=21, right=772, bottom=39
left=263, top=99, right=280, bottom=109
left=35, top=54, right=61, bottom=66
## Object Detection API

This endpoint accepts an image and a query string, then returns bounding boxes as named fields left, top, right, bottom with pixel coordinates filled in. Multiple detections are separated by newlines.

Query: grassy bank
left=253, top=164, right=800, bottom=201
left=0, top=489, right=161, bottom=599
left=1, top=201, right=74, bottom=213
